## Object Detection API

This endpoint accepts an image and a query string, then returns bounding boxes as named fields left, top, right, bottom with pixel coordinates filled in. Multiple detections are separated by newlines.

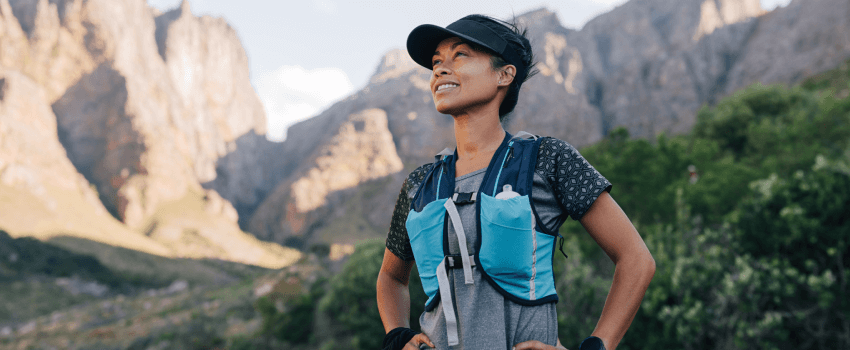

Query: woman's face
left=430, top=37, right=500, bottom=116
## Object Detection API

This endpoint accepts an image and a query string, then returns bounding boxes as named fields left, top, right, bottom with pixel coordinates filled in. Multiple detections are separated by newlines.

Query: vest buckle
left=446, top=254, right=476, bottom=268
left=451, top=192, right=477, bottom=205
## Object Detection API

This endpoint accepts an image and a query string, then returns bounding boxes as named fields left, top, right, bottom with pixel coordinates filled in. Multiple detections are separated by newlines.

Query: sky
left=147, top=0, right=793, bottom=141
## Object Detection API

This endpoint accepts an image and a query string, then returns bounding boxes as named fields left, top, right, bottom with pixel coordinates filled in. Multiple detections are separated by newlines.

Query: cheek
left=461, top=65, right=497, bottom=89
left=467, top=73, right=498, bottom=94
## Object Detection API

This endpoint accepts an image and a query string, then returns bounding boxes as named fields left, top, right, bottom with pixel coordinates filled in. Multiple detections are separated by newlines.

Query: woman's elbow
left=624, top=251, right=656, bottom=282
left=643, top=253, right=656, bottom=283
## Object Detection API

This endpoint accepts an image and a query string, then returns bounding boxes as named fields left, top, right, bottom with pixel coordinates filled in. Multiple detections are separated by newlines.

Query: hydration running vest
left=405, top=132, right=564, bottom=346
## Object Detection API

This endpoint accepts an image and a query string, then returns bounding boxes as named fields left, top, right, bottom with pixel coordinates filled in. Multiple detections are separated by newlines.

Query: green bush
left=730, top=157, right=850, bottom=348
left=554, top=231, right=613, bottom=348
left=694, top=84, right=850, bottom=175
left=257, top=290, right=317, bottom=344
left=318, top=239, right=426, bottom=350
left=617, top=157, right=850, bottom=350
left=580, top=127, right=691, bottom=226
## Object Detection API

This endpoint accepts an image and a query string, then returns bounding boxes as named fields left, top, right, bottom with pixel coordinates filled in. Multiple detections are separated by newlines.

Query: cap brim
left=406, top=24, right=497, bottom=70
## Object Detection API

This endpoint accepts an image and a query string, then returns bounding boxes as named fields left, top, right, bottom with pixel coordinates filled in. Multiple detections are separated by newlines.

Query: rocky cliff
left=248, top=108, right=404, bottom=246
left=0, top=0, right=298, bottom=268
left=0, top=68, right=170, bottom=256
left=247, top=0, right=850, bottom=249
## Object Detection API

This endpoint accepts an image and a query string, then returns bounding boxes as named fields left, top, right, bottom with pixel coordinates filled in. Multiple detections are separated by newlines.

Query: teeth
left=437, top=83, right=458, bottom=91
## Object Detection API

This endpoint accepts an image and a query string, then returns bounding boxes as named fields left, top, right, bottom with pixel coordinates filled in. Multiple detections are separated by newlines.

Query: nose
left=434, top=64, right=451, bottom=77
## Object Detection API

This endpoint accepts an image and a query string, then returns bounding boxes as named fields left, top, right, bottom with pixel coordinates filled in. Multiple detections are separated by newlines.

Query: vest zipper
left=436, top=156, right=448, bottom=200
left=503, top=147, right=514, bottom=168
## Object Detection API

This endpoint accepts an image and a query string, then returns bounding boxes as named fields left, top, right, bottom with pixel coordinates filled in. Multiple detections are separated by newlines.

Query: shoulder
left=401, top=163, right=435, bottom=198
left=533, top=136, right=612, bottom=220
left=537, top=136, right=580, bottom=156
left=534, top=136, right=585, bottom=173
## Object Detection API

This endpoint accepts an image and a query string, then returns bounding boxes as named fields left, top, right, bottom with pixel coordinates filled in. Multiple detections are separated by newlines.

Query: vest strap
left=444, top=199, right=474, bottom=285
left=513, top=130, right=538, bottom=140
left=436, top=257, right=460, bottom=346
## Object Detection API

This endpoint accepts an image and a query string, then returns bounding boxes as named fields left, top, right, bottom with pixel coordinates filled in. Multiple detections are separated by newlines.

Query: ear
left=497, top=65, right=517, bottom=87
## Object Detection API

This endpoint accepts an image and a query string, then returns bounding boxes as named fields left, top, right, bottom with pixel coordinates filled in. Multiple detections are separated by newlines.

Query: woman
left=377, top=14, right=655, bottom=350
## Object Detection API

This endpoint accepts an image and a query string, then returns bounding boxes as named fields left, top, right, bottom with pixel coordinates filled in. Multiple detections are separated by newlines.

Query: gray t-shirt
left=385, top=137, right=612, bottom=350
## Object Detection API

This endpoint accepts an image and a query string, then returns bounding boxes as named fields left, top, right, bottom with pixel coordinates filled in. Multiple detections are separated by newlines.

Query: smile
left=436, top=83, right=458, bottom=92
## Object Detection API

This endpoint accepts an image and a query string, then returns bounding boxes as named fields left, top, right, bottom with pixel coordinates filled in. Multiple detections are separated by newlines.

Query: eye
left=455, top=51, right=467, bottom=58
left=432, top=58, right=442, bottom=66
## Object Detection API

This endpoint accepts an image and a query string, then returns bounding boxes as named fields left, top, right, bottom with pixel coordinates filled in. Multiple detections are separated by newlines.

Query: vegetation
left=0, top=230, right=278, bottom=349
left=562, top=75, right=850, bottom=349
left=248, top=239, right=426, bottom=349
left=0, top=230, right=121, bottom=285
left=0, top=230, right=145, bottom=323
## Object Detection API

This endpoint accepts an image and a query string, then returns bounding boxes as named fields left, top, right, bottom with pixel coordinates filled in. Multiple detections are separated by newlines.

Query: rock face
left=249, top=108, right=404, bottom=244
left=0, top=0, right=298, bottom=268
left=723, top=0, right=850, bottom=94
left=0, top=69, right=170, bottom=257
left=522, top=0, right=765, bottom=139
left=153, top=1, right=278, bottom=213
left=47, top=0, right=270, bottom=229
left=247, top=0, right=850, bottom=248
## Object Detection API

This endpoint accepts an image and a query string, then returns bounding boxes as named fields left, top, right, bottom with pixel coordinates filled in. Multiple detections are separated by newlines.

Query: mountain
left=0, top=0, right=298, bottom=268
left=1, top=0, right=848, bottom=263
left=245, top=0, right=850, bottom=249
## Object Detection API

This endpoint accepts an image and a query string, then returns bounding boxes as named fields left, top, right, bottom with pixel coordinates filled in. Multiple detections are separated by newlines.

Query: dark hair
left=459, top=15, right=538, bottom=122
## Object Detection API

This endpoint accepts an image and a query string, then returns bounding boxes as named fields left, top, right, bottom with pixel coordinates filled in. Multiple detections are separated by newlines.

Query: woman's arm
left=377, top=248, right=435, bottom=349
left=514, top=191, right=653, bottom=350
left=579, top=191, right=656, bottom=350
left=377, top=247, right=415, bottom=331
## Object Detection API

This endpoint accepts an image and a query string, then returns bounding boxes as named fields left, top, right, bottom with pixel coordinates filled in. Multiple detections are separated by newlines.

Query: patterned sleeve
left=385, top=163, right=433, bottom=261
left=535, top=137, right=612, bottom=221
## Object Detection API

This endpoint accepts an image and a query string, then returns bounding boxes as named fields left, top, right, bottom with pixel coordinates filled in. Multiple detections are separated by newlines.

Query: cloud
left=761, top=0, right=792, bottom=10
left=312, top=0, right=337, bottom=14
left=587, top=0, right=628, bottom=5
left=257, top=65, right=354, bottom=142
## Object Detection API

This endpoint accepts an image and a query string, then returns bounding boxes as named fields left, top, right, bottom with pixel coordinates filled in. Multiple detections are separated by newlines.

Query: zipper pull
left=557, top=234, right=568, bottom=259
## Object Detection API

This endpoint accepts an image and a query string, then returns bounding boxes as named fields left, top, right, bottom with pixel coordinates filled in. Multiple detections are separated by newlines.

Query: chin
left=433, top=101, right=456, bottom=115
left=434, top=99, right=470, bottom=116
left=433, top=96, right=491, bottom=116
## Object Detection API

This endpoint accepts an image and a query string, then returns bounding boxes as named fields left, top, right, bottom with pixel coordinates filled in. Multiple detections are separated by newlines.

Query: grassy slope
left=141, top=189, right=301, bottom=269
left=0, top=183, right=171, bottom=257
left=0, top=229, right=273, bottom=328
left=1, top=276, right=262, bottom=350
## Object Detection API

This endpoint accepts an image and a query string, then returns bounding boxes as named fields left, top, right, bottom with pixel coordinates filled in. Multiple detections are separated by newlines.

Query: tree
left=731, top=155, right=850, bottom=348
left=318, top=239, right=426, bottom=349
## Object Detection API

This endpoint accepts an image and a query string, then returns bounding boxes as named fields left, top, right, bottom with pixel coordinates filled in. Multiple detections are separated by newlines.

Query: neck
left=452, top=105, right=506, bottom=162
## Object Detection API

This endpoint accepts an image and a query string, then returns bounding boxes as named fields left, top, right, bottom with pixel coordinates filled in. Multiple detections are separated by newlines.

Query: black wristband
left=383, top=327, right=420, bottom=350
left=579, top=336, right=606, bottom=350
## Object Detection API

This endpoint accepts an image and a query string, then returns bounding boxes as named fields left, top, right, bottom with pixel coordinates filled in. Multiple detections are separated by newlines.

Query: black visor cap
left=406, top=18, right=527, bottom=83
